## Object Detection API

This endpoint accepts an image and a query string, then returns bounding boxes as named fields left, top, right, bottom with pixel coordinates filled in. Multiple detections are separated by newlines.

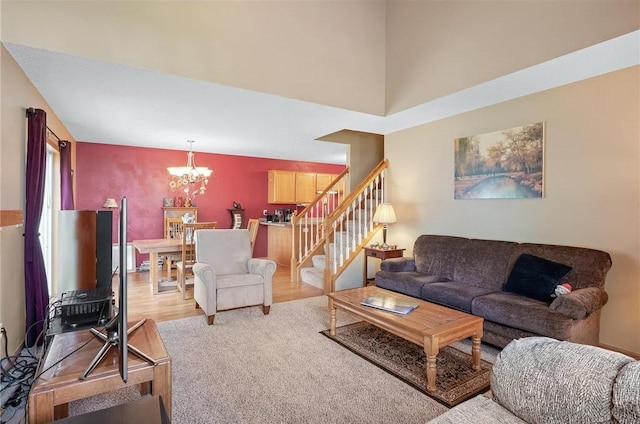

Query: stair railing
left=322, top=160, right=389, bottom=293
left=290, top=167, right=350, bottom=282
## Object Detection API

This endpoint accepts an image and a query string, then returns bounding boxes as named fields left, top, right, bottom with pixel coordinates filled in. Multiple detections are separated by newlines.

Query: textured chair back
left=195, top=229, right=252, bottom=275
left=183, top=222, right=218, bottom=266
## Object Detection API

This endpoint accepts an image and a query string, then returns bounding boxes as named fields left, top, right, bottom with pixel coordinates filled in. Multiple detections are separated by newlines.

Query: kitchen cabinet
left=295, top=172, right=317, bottom=204
left=268, top=170, right=341, bottom=204
left=316, top=173, right=333, bottom=192
left=268, top=170, right=296, bottom=204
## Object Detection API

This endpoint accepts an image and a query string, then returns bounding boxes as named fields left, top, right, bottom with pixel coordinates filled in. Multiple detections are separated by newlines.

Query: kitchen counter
left=263, top=222, right=292, bottom=267
left=260, top=221, right=291, bottom=227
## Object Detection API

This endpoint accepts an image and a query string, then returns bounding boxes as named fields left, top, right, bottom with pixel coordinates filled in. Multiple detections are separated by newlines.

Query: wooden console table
left=28, top=320, right=171, bottom=424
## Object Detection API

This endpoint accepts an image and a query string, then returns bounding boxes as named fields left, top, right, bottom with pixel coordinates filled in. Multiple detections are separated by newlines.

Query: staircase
left=291, top=160, right=390, bottom=293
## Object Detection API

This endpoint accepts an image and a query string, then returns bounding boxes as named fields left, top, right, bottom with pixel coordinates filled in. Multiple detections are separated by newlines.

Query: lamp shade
left=103, top=198, right=118, bottom=208
left=372, top=203, right=397, bottom=224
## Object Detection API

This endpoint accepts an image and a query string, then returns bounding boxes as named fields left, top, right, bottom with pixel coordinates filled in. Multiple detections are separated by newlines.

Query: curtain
left=59, top=140, right=75, bottom=210
left=24, top=108, right=50, bottom=347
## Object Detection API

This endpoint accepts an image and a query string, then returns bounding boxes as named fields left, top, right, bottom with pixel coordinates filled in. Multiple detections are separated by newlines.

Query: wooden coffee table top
left=328, top=286, right=483, bottom=348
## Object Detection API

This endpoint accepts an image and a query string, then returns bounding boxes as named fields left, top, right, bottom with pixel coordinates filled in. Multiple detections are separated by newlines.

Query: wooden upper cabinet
left=295, top=172, right=317, bottom=204
left=268, top=170, right=340, bottom=204
left=315, top=173, right=333, bottom=192
left=268, top=170, right=296, bottom=204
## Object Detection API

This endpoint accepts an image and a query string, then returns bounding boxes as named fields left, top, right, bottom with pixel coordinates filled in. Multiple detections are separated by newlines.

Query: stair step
left=300, top=266, right=323, bottom=289
left=312, top=255, right=325, bottom=270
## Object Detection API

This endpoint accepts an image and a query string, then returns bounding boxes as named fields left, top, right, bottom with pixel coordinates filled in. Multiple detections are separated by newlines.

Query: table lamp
left=103, top=198, right=118, bottom=209
left=373, top=203, right=397, bottom=249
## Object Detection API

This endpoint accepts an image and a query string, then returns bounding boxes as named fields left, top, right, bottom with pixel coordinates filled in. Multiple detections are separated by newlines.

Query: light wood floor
left=122, top=267, right=324, bottom=323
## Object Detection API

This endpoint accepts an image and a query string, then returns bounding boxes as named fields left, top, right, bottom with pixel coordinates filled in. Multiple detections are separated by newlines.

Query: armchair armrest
left=193, top=262, right=216, bottom=287
left=192, top=262, right=218, bottom=314
left=549, top=287, right=609, bottom=320
left=247, top=258, right=277, bottom=279
left=380, top=257, right=416, bottom=273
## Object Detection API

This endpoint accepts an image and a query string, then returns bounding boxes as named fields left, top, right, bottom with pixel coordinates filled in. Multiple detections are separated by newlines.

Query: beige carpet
left=68, top=296, right=497, bottom=423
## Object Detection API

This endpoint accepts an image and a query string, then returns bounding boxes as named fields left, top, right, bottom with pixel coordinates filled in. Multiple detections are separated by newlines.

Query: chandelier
left=167, top=140, right=212, bottom=202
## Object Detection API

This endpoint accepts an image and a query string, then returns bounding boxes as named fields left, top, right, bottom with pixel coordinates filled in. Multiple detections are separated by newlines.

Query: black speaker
left=96, top=210, right=113, bottom=291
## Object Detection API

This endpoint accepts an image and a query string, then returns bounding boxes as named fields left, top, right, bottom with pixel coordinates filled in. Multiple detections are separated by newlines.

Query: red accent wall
left=75, top=142, right=344, bottom=264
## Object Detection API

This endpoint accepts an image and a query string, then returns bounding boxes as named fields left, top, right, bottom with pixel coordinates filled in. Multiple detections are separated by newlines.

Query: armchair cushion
left=195, top=229, right=251, bottom=275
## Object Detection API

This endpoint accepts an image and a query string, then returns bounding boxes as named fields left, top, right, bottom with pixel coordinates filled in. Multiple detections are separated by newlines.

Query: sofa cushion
left=511, top=243, right=612, bottom=290
left=471, top=292, right=574, bottom=340
left=612, top=361, right=640, bottom=424
left=504, top=254, right=572, bottom=302
left=420, top=282, right=494, bottom=313
left=413, top=235, right=468, bottom=279
left=375, top=271, right=446, bottom=298
left=492, top=337, right=635, bottom=424
left=453, top=239, right=517, bottom=291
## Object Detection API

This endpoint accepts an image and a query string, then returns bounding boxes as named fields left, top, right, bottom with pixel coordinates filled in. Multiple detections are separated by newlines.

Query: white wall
left=385, top=67, right=640, bottom=354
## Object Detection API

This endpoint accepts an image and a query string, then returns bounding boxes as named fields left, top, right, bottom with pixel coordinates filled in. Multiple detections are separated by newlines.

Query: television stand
left=28, top=320, right=171, bottom=424
left=80, top=317, right=156, bottom=380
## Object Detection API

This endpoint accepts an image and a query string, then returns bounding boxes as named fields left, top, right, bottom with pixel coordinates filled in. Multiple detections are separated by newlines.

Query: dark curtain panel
left=59, top=140, right=75, bottom=210
left=24, top=108, right=50, bottom=346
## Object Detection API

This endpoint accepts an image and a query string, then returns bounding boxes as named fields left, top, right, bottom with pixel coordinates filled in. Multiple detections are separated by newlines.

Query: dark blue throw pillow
left=504, top=254, right=572, bottom=302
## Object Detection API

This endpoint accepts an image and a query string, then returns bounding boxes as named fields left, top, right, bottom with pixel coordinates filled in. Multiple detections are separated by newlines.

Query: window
left=39, top=144, right=59, bottom=296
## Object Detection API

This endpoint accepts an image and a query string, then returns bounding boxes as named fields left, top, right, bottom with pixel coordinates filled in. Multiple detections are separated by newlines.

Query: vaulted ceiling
left=2, top=1, right=638, bottom=164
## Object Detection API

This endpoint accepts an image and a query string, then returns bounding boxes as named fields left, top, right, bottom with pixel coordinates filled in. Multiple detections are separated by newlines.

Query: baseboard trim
left=599, top=343, right=640, bottom=360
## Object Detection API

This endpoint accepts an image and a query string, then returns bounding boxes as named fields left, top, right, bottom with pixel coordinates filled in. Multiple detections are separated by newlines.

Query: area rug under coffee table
left=321, top=321, right=492, bottom=407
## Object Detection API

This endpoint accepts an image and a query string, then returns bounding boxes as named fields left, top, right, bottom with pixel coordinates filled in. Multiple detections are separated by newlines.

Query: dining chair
left=247, top=218, right=260, bottom=255
left=163, top=217, right=186, bottom=275
left=176, top=221, right=217, bottom=300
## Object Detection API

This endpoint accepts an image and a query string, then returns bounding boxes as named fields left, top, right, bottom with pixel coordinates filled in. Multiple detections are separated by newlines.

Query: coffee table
left=328, top=286, right=483, bottom=392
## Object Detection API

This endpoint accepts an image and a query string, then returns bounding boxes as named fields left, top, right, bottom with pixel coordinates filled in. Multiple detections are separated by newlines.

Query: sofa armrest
left=549, top=287, right=608, bottom=320
left=380, top=257, right=416, bottom=272
left=247, top=258, right=277, bottom=279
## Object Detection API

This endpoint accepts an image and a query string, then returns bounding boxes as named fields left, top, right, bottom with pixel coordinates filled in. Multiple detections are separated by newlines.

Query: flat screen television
left=80, top=196, right=156, bottom=382
left=117, top=196, right=128, bottom=382
left=80, top=196, right=142, bottom=383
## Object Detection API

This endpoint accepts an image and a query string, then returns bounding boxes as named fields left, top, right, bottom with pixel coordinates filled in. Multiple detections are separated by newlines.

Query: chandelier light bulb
left=167, top=140, right=212, bottom=201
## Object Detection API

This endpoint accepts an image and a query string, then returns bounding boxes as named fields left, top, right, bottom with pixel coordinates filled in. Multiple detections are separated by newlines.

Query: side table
left=28, top=320, right=171, bottom=424
left=363, top=247, right=405, bottom=285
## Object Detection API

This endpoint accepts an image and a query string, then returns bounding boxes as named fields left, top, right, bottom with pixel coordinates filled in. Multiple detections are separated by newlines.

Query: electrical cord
left=0, top=297, right=101, bottom=422
left=1, top=290, right=115, bottom=422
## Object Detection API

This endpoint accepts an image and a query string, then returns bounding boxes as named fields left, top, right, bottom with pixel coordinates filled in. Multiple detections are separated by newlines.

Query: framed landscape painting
left=454, top=122, right=544, bottom=199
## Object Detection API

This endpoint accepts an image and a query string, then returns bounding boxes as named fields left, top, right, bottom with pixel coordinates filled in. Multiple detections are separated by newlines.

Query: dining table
left=132, top=238, right=183, bottom=295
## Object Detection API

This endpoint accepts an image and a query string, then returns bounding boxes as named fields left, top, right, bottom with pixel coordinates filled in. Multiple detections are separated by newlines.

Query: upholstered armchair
left=192, top=229, right=276, bottom=325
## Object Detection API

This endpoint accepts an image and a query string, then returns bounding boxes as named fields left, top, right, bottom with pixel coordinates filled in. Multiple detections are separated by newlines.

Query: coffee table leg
left=472, top=335, right=481, bottom=371
left=329, top=300, right=337, bottom=336
left=424, top=336, right=439, bottom=392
